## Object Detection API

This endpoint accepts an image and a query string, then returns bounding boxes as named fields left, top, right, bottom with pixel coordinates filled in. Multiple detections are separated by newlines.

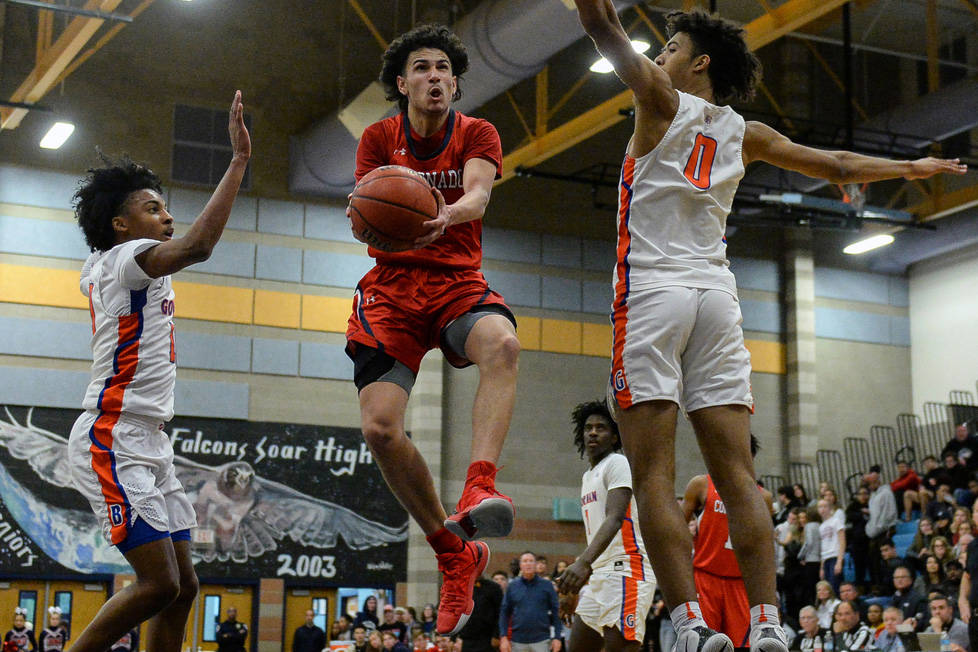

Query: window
left=17, top=591, right=36, bottom=627
left=202, top=595, right=221, bottom=642
left=312, top=597, right=329, bottom=633
left=172, top=104, right=251, bottom=189
left=54, top=591, right=73, bottom=637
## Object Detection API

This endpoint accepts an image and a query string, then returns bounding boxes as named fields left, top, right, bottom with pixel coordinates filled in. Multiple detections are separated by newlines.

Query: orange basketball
left=349, top=165, right=438, bottom=252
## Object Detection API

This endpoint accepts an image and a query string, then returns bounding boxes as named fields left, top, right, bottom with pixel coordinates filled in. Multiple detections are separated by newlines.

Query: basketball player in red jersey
left=682, top=436, right=773, bottom=648
left=574, top=3, right=965, bottom=652
left=346, top=25, right=520, bottom=636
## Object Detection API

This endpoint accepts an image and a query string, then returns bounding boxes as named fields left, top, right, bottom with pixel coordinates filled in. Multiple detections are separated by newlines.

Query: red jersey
left=693, top=475, right=742, bottom=578
left=355, top=110, right=503, bottom=269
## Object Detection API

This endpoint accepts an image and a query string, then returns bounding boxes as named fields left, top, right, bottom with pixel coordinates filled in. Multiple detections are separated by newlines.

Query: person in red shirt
left=891, top=461, right=922, bottom=522
left=682, top=436, right=773, bottom=648
left=346, top=24, right=520, bottom=637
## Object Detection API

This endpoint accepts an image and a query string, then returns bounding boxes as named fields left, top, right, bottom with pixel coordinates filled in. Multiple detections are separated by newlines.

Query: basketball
left=349, top=165, right=438, bottom=252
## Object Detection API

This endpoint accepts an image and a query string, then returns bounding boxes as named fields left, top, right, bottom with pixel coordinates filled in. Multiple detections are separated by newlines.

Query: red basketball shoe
left=444, top=462, right=515, bottom=540
left=436, top=540, right=489, bottom=636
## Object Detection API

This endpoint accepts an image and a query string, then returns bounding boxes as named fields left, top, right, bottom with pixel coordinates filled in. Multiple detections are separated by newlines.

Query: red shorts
left=346, top=264, right=512, bottom=373
left=694, top=569, right=749, bottom=647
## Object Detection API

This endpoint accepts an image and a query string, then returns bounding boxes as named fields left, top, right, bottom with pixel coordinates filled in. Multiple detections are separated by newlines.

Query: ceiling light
left=39, top=122, right=75, bottom=149
left=590, top=40, right=651, bottom=73
left=843, top=233, right=894, bottom=255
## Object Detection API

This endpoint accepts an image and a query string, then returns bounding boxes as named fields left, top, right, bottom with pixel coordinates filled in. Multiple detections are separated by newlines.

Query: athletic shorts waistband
left=85, top=409, right=165, bottom=432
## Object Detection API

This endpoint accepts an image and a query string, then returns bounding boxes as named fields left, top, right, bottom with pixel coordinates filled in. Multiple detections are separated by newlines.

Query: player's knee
left=176, top=573, right=199, bottom=606
left=361, top=416, right=403, bottom=455
left=483, top=333, right=520, bottom=371
left=144, top=572, right=182, bottom=610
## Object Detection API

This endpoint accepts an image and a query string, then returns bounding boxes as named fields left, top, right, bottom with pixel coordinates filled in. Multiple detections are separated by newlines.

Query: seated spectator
left=378, top=605, right=408, bottom=643
left=412, top=631, right=435, bottom=652
left=889, top=567, right=927, bottom=628
left=552, top=560, right=568, bottom=580
left=941, top=454, right=971, bottom=497
left=933, top=537, right=956, bottom=568
left=434, top=635, right=453, bottom=652
left=942, top=424, right=978, bottom=472
left=955, top=481, right=978, bottom=511
left=840, top=582, right=869, bottom=620
left=816, top=581, right=842, bottom=629
left=830, top=600, right=874, bottom=651
left=382, top=631, right=410, bottom=652
left=866, top=604, right=884, bottom=637
left=367, top=631, right=384, bottom=652
left=873, top=540, right=904, bottom=596
left=923, top=594, right=969, bottom=652
left=956, top=515, right=977, bottom=557
left=915, top=555, right=948, bottom=597
left=927, top=495, right=955, bottom=536
left=951, top=508, right=971, bottom=541
left=355, top=597, right=380, bottom=632
left=943, top=560, right=964, bottom=602
left=419, top=605, right=436, bottom=636
left=872, top=607, right=906, bottom=652
left=333, top=615, right=354, bottom=641
left=792, top=605, right=829, bottom=652
left=891, top=461, right=922, bottom=522
left=820, top=498, right=848, bottom=593
left=352, top=627, right=370, bottom=652
left=919, top=456, right=949, bottom=512
left=848, top=486, right=872, bottom=591
left=907, top=518, right=937, bottom=574
left=783, top=509, right=808, bottom=623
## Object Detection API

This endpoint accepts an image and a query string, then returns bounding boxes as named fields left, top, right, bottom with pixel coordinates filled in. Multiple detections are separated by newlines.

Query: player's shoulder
left=454, top=111, right=499, bottom=135
left=363, top=115, right=401, bottom=140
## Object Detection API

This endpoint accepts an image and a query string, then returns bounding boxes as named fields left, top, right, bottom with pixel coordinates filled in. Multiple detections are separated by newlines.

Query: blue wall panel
left=187, top=241, right=255, bottom=277
left=482, top=269, right=540, bottom=308
left=304, top=204, right=358, bottom=243
left=890, top=316, right=911, bottom=347
left=483, top=228, right=541, bottom=264
left=0, top=367, right=87, bottom=408
left=541, top=276, right=582, bottom=312
left=302, top=251, right=374, bottom=288
left=730, top=257, right=779, bottom=293
left=0, top=316, right=90, bottom=360
left=175, top=378, right=249, bottom=418
left=252, top=338, right=300, bottom=376
left=177, top=332, right=252, bottom=372
left=257, top=199, right=304, bottom=236
left=0, top=215, right=89, bottom=260
left=0, top=165, right=76, bottom=210
left=740, top=299, right=782, bottom=334
left=888, top=276, right=909, bottom=307
left=168, top=188, right=257, bottom=231
left=542, top=235, right=581, bottom=268
left=815, top=267, right=891, bottom=305
left=299, top=342, right=353, bottom=381
left=581, top=240, right=617, bottom=272
left=582, top=280, right=612, bottom=316
left=256, top=245, right=302, bottom=283
left=815, top=306, right=894, bottom=345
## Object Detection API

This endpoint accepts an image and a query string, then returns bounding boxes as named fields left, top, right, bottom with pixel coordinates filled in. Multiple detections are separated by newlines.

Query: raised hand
left=904, top=157, right=967, bottom=180
left=228, top=90, right=251, bottom=162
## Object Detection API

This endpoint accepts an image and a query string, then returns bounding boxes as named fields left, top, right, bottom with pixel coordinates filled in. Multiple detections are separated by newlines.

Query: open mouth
left=429, top=88, right=443, bottom=99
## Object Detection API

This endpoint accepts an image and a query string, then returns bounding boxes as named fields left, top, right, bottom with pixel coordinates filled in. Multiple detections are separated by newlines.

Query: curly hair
left=73, top=154, right=162, bottom=252
left=572, top=399, right=621, bottom=459
left=380, top=24, right=468, bottom=112
left=665, top=10, right=761, bottom=104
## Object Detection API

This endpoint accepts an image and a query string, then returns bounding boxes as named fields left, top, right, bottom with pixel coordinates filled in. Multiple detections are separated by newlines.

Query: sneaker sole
left=440, top=543, right=491, bottom=636
left=750, top=635, right=788, bottom=652
left=445, top=498, right=514, bottom=540
left=674, top=630, right=733, bottom=652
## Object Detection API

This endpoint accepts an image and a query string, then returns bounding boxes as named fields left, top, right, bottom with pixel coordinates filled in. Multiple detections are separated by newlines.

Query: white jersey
left=614, top=90, right=745, bottom=301
left=580, top=452, right=653, bottom=580
left=81, top=239, right=176, bottom=421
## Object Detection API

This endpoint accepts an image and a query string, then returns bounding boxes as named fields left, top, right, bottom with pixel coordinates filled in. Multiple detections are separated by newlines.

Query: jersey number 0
left=683, top=133, right=717, bottom=189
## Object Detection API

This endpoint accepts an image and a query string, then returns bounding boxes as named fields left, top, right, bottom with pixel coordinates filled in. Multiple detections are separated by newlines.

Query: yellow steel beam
left=2, top=0, right=123, bottom=130
left=536, top=66, right=549, bottom=138
left=36, top=2, right=53, bottom=64
left=958, top=0, right=978, bottom=19
left=347, top=0, right=387, bottom=51
left=908, top=182, right=978, bottom=221
left=499, top=0, right=850, bottom=184
left=506, top=91, right=534, bottom=141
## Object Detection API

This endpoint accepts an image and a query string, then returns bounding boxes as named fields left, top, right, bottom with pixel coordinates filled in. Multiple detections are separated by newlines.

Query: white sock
left=670, top=602, right=707, bottom=632
left=749, top=604, right=781, bottom=629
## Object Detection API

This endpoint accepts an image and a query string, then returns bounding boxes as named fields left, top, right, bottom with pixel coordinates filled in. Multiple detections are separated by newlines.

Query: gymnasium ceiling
left=1, top=0, right=976, bottom=272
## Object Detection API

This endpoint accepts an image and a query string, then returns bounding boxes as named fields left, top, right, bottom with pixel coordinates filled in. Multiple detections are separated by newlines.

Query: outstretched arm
left=558, top=487, right=632, bottom=595
left=574, top=0, right=678, bottom=120
left=681, top=475, right=708, bottom=524
left=743, top=120, right=967, bottom=184
left=136, top=91, right=251, bottom=278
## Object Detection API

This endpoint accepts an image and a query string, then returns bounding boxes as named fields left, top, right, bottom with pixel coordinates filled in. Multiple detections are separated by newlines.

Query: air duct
left=290, top=0, right=639, bottom=197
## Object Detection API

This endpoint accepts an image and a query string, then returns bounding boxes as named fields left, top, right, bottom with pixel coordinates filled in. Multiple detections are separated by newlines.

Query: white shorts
left=68, top=410, right=196, bottom=546
left=610, top=286, right=753, bottom=413
left=575, top=572, right=655, bottom=642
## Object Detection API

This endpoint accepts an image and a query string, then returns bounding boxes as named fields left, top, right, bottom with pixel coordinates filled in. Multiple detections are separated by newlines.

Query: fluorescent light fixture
left=39, top=122, right=75, bottom=149
left=590, top=40, right=651, bottom=73
left=843, top=233, right=894, bottom=255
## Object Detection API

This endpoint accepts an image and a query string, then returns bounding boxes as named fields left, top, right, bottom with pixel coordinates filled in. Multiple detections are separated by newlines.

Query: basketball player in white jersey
left=66, top=91, right=250, bottom=652
left=573, top=4, right=966, bottom=652
left=559, top=400, right=655, bottom=652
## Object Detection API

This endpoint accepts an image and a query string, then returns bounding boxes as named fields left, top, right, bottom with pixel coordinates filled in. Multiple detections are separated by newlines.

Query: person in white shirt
left=559, top=400, right=655, bottom=652
left=818, top=499, right=847, bottom=594
left=66, top=91, right=250, bottom=652
left=571, top=4, right=966, bottom=652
